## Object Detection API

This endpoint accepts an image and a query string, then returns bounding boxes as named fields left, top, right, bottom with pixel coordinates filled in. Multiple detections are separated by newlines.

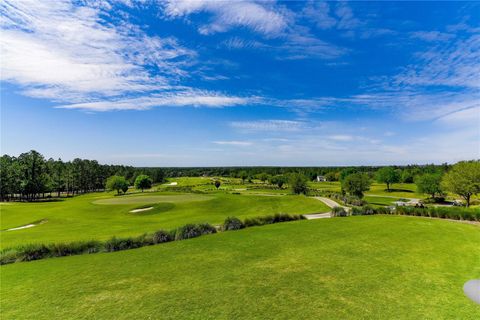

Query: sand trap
left=164, top=182, right=178, bottom=186
left=6, top=219, right=47, bottom=231
left=130, top=207, right=154, bottom=213
left=464, top=279, right=480, bottom=304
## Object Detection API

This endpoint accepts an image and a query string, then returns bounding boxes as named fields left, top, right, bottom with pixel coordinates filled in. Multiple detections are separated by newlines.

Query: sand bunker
left=6, top=219, right=47, bottom=231
left=130, top=207, right=153, bottom=213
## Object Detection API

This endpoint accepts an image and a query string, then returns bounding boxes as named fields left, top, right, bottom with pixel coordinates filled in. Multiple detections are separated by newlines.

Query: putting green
left=93, top=194, right=212, bottom=205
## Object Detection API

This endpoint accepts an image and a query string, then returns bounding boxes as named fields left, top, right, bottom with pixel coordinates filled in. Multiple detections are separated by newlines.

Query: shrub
left=362, top=205, right=375, bottom=215
left=197, top=223, right=217, bottom=235
left=48, top=240, right=102, bottom=257
left=174, top=224, right=203, bottom=240
left=152, top=230, right=173, bottom=244
left=243, top=217, right=263, bottom=227
left=0, top=249, right=19, bottom=265
left=16, top=244, right=50, bottom=262
left=331, top=206, right=348, bottom=217
left=222, top=217, right=244, bottom=231
left=351, top=207, right=363, bottom=216
left=104, top=236, right=144, bottom=252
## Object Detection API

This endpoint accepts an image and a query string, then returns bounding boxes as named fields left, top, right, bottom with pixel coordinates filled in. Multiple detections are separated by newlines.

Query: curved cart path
left=303, top=197, right=349, bottom=220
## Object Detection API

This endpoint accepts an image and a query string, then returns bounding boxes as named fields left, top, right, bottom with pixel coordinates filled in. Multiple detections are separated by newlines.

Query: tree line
left=0, top=150, right=164, bottom=201
left=162, top=163, right=449, bottom=182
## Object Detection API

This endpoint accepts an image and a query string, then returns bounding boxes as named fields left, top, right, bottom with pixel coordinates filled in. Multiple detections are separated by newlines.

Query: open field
left=1, top=216, right=479, bottom=319
left=0, top=191, right=329, bottom=249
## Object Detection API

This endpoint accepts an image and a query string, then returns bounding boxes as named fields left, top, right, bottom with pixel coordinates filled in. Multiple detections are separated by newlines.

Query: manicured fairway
left=92, top=194, right=212, bottom=205
left=0, top=192, right=329, bottom=248
left=1, top=216, right=479, bottom=319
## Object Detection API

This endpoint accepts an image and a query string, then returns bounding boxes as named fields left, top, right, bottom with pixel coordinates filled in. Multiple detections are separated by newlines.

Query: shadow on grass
left=384, top=189, right=414, bottom=193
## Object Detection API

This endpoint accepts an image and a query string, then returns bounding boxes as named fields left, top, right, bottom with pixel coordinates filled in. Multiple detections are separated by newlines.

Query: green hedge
left=343, top=205, right=480, bottom=221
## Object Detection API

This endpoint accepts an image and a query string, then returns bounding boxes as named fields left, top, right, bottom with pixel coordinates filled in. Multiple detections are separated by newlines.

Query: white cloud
left=435, top=106, right=480, bottom=127
left=57, top=90, right=254, bottom=111
left=1, top=0, right=257, bottom=111
left=213, top=140, right=253, bottom=146
left=302, top=1, right=336, bottom=30
left=393, top=33, right=480, bottom=89
left=230, top=120, right=305, bottom=132
left=335, top=2, right=361, bottom=30
left=410, top=31, right=455, bottom=42
left=165, top=1, right=346, bottom=61
left=328, top=135, right=353, bottom=141
left=162, top=0, right=289, bottom=36
left=0, top=0, right=197, bottom=100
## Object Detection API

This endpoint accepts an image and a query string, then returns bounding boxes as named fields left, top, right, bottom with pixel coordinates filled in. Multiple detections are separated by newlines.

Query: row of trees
left=0, top=151, right=164, bottom=201
left=161, top=164, right=449, bottom=181
left=339, top=161, right=480, bottom=207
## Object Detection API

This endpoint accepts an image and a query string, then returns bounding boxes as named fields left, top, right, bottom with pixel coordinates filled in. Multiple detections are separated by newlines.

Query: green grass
left=309, top=181, right=425, bottom=198
left=0, top=191, right=329, bottom=249
left=363, top=195, right=404, bottom=206
left=1, top=216, right=479, bottom=319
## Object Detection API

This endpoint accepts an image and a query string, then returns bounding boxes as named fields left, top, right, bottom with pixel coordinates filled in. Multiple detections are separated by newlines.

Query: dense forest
left=0, top=151, right=165, bottom=201
left=0, top=150, right=450, bottom=201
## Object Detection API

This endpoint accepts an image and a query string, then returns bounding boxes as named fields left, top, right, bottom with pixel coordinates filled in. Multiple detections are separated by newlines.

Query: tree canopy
left=442, top=161, right=480, bottom=207
left=375, top=167, right=400, bottom=191
left=270, top=175, right=287, bottom=189
left=134, top=175, right=152, bottom=192
left=106, top=176, right=129, bottom=195
left=290, top=174, right=308, bottom=195
left=415, top=174, right=443, bottom=198
left=342, top=173, right=371, bottom=198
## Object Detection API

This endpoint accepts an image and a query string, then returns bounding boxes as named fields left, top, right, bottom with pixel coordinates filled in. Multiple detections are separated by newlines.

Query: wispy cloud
left=410, top=31, right=455, bottom=42
left=57, top=90, right=255, bottom=111
left=328, top=135, right=353, bottom=142
left=165, top=0, right=346, bottom=60
left=162, top=0, right=289, bottom=36
left=230, top=120, right=305, bottom=132
left=393, top=32, right=480, bottom=89
left=213, top=140, right=253, bottom=146
left=0, top=1, right=196, bottom=100
left=0, top=0, right=253, bottom=111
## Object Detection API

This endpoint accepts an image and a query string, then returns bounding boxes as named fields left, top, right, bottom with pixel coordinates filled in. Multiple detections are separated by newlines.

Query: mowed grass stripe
left=1, top=216, right=479, bottom=319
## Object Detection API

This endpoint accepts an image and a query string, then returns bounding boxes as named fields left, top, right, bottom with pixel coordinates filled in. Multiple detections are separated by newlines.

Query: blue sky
left=1, top=0, right=479, bottom=166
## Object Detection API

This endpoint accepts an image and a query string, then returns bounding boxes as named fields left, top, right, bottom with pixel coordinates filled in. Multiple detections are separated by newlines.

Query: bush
left=0, top=249, right=19, bottom=265
left=351, top=207, right=363, bottom=216
left=331, top=206, right=348, bottom=217
left=243, top=217, right=263, bottom=227
left=197, top=223, right=217, bottom=235
left=104, top=236, right=144, bottom=252
left=16, top=244, right=50, bottom=262
left=174, top=224, right=203, bottom=240
left=222, top=217, right=244, bottom=231
left=152, top=230, right=173, bottom=244
left=243, top=213, right=304, bottom=227
left=48, top=240, right=102, bottom=257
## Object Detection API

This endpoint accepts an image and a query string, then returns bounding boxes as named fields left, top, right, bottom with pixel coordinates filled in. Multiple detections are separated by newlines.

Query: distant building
left=316, top=175, right=326, bottom=182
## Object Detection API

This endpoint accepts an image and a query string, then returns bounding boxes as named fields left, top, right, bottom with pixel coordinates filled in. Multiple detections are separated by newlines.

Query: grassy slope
left=0, top=192, right=329, bottom=249
left=1, top=216, right=479, bottom=319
